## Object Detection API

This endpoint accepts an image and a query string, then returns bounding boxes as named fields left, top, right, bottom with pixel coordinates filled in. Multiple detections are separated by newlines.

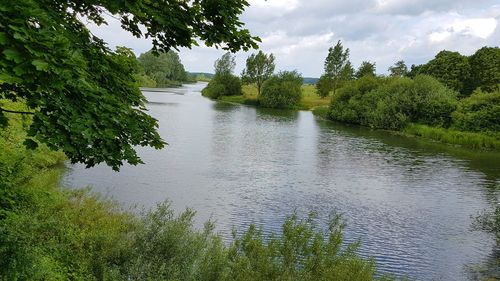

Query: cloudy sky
left=88, top=0, right=500, bottom=77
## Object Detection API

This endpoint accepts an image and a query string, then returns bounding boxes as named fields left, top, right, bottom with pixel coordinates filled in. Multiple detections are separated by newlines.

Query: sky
left=87, top=0, right=500, bottom=77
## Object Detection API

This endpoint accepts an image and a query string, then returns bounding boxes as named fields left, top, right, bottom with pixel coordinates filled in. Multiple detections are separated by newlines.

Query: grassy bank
left=213, top=84, right=330, bottom=110
left=311, top=106, right=500, bottom=150
left=0, top=102, right=397, bottom=280
left=402, top=124, right=500, bottom=150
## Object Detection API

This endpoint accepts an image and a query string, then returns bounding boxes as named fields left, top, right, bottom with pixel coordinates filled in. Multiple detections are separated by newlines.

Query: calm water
left=64, top=83, right=500, bottom=280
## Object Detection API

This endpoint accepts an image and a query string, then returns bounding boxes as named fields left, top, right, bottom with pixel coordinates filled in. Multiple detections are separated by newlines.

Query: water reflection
left=64, top=83, right=500, bottom=281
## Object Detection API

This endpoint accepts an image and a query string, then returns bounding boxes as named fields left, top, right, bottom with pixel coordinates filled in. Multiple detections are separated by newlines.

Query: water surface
left=64, top=83, right=500, bottom=280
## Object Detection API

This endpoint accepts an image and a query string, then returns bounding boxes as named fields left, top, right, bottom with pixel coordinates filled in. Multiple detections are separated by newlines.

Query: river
left=63, top=82, right=500, bottom=280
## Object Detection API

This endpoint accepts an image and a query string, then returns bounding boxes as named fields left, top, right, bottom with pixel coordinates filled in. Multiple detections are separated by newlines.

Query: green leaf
left=23, top=139, right=39, bottom=150
left=3, top=48, right=23, bottom=63
left=32, top=59, right=49, bottom=71
left=0, top=73, right=22, bottom=84
left=0, top=32, right=7, bottom=45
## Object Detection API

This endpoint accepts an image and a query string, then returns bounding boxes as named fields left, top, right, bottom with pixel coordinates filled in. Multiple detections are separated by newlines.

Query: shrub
left=202, top=74, right=242, bottom=99
left=452, top=88, right=500, bottom=133
left=259, top=71, right=303, bottom=109
left=328, top=75, right=457, bottom=130
left=329, top=76, right=384, bottom=126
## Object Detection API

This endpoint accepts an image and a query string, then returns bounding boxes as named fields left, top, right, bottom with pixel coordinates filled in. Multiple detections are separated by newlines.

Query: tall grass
left=403, top=124, right=500, bottom=150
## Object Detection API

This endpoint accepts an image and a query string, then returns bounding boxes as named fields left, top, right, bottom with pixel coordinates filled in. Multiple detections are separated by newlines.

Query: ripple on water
left=64, top=83, right=500, bottom=281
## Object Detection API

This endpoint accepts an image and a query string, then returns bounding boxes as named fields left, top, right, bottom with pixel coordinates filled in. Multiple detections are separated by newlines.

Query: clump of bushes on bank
left=329, top=75, right=457, bottom=130
left=202, top=53, right=242, bottom=99
left=259, top=70, right=303, bottom=109
left=452, top=88, right=500, bottom=134
left=201, top=74, right=242, bottom=99
left=326, top=74, right=500, bottom=149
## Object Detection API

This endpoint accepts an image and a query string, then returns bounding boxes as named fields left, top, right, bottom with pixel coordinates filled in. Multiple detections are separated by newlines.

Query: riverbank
left=210, top=84, right=330, bottom=110
left=312, top=105, right=500, bottom=150
left=0, top=101, right=394, bottom=280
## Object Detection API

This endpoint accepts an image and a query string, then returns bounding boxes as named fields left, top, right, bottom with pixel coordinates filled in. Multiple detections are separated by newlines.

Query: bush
left=328, top=75, right=457, bottom=130
left=452, top=88, right=500, bottom=133
left=202, top=74, right=242, bottom=99
left=259, top=71, right=302, bottom=109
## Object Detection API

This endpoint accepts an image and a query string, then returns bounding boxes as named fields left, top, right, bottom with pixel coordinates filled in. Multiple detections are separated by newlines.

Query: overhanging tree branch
left=0, top=107, right=35, bottom=115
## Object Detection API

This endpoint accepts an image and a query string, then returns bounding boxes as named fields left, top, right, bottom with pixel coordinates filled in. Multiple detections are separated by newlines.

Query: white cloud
left=86, top=0, right=500, bottom=77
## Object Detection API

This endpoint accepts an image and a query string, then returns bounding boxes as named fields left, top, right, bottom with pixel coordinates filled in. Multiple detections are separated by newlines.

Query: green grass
left=299, top=84, right=330, bottom=109
left=403, top=124, right=500, bottom=150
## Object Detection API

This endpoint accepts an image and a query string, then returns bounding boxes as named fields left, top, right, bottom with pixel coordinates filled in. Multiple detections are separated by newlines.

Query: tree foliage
left=214, top=52, right=237, bottom=77
left=202, top=53, right=241, bottom=99
left=241, top=50, right=275, bottom=95
left=316, top=74, right=332, bottom=99
left=356, top=61, right=376, bottom=79
left=416, top=50, right=470, bottom=96
left=452, top=88, right=500, bottom=133
left=329, top=75, right=457, bottom=130
left=388, top=60, right=408, bottom=77
left=323, top=40, right=351, bottom=95
left=260, top=71, right=303, bottom=109
left=138, top=50, right=187, bottom=86
left=0, top=0, right=259, bottom=170
left=468, top=46, right=500, bottom=93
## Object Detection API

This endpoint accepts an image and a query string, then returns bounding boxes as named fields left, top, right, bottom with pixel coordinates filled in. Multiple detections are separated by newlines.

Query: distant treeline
left=316, top=43, right=500, bottom=149
left=408, top=47, right=499, bottom=97
left=200, top=43, right=499, bottom=149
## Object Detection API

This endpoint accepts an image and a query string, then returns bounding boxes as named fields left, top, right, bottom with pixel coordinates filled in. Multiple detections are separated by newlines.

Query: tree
left=356, top=61, right=376, bottom=78
left=214, top=52, right=237, bottom=76
left=340, top=61, right=355, bottom=81
left=316, top=74, right=332, bottom=99
left=418, top=50, right=470, bottom=96
left=324, top=40, right=351, bottom=95
left=406, top=64, right=423, bottom=78
left=241, top=51, right=275, bottom=96
left=138, top=50, right=188, bottom=86
left=0, top=0, right=259, bottom=170
left=260, top=71, right=303, bottom=109
left=388, top=60, right=408, bottom=77
left=202, top=53, right=241, bottom=98
left=468, top=47, right=500, bottom=93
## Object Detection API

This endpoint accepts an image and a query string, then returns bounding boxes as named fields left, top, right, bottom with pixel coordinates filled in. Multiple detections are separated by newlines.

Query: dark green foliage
left=355, top=61, right=376, bottom=78
left=0, top=0, right=259, bottom=170
left=138, top=50, right=188, bottom=86
left=468, top=47, right=500, bottom=93
left=242, top=50, right=275, bottom=95
left=406, top=64, right=423, bottom=79
left=316, top=74, right=332, bottom=98
left=388, top=60, right=408, bottom=77
left=260, top=71, right=303, bottom=109
left=452, top=88, right=500, bottom=133
left=329, top=75, right=457, bottom=130
left=202, top=53, right=242, bottom=99
left=416, top=50, right=470, bottom=96
left=323, top=40, right=351, bottom=95
left=214, top=52, right=237, bottom=76
left=202, top=74, right=242, bottom=99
